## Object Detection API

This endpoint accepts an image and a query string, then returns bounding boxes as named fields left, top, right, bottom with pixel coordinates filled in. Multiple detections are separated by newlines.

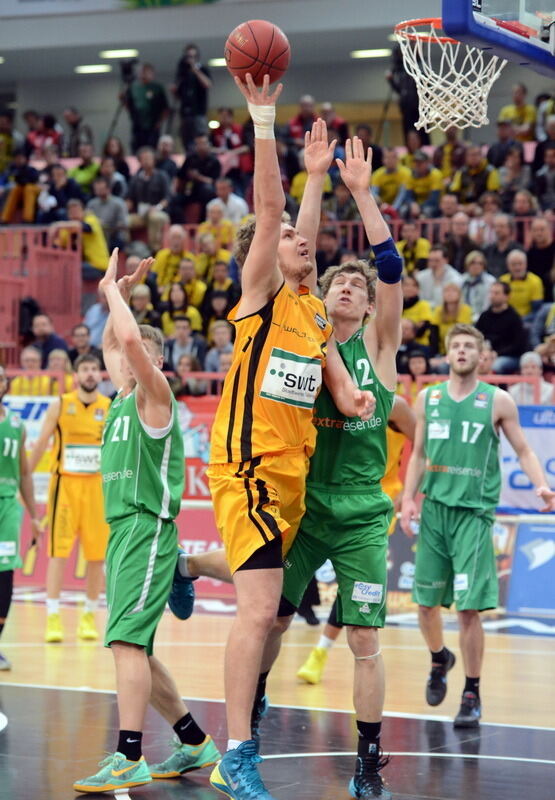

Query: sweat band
left=373, top=237, right=403, bottom=284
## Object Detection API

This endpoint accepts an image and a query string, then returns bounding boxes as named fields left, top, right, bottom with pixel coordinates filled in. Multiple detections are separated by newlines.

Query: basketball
left=224, top=19, right=291, bottom=86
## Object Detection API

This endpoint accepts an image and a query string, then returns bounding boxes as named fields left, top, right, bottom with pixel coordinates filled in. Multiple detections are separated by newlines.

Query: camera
left=120, top=59, right=138, bottom=85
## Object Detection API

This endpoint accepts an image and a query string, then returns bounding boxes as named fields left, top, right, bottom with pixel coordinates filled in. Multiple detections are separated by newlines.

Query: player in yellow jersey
left=29, top=354, right=110, bottom=643
left=207, top=75, right=374, bottom=800
left=296, top=395, right=415, bottom=686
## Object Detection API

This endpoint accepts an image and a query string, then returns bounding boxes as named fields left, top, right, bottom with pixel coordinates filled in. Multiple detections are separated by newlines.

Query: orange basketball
left=224, top=19, right=291, bottom=87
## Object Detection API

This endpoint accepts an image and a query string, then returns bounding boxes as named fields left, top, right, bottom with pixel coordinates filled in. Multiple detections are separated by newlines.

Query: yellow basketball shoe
left=45, top=613, right=63, bottom=643
left=77, top=611, right=99, bottom=641
left=296, top=646, right=328, bottom=685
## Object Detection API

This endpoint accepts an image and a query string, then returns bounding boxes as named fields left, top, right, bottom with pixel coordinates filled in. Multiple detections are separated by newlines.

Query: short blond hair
left=445, top=323, right=484, bottom=352
left=138, top=324, right=164, bottom=356
left=319, top=260, right=377, bottom=304
left=233, top=212, right=291, bottom=269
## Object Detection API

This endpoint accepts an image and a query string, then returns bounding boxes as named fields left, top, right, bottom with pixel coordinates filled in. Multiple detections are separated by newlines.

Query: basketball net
left=395, top=18, right=507, bottom=132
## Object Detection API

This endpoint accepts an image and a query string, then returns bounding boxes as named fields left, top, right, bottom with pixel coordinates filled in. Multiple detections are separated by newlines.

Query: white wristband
left=247, top=101, right=275, bottom=140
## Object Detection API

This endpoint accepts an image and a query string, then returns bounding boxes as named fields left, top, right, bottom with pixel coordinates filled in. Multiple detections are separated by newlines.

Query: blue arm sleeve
left=373, top=237, right=403, bottom=284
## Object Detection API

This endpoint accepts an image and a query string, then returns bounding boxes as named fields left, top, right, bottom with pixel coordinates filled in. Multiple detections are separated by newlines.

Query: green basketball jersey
left=308, top=327, right=394, bottom=491
left=101, top=390, right=184, bottom=523
left=0, top=409, right=23, bottom=499
left=422, top=380, right=501, bottom=509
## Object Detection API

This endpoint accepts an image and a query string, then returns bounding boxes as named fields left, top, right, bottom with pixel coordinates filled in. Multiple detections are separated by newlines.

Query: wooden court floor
left=3, top=601, right=555, bottom=728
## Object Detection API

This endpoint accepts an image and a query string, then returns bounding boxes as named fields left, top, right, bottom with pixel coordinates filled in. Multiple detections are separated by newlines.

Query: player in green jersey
left=73, top=252, right=220, bottom=794
left=401, top=323, right=555, bottom=728
left=0, top=365, right=42, bottom=671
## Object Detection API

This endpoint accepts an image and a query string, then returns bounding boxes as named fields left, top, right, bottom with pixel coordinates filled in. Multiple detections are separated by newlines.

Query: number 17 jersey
left=422, top=381, right=501, bottom=510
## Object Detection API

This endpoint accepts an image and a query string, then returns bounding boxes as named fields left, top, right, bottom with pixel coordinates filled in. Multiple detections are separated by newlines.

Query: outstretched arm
left=28, top=399, right=60, bottom=473
left=496, top=390, right=555, bottom=511
left=400, top=391, right=427, bottom=535
left=234, top=74, right=285, bottom=311
left=324, top=336, right=376, bottom=420
left=337, top=137, right=403, bottom=391
left=99, top=249, right=170, bottom=408
left=296, top=119, right=336, bottom=293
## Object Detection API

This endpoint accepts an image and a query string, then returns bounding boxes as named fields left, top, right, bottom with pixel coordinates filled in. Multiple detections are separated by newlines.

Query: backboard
left=443, top=0, right=555, bottom=76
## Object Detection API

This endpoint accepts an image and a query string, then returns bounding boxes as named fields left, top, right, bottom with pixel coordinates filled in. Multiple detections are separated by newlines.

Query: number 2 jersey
left=422, top=381, right=501, bottom=509
left=210, top=283, right=332, bottom=464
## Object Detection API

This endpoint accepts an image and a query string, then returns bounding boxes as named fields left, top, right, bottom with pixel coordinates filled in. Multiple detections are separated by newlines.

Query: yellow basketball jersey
left=51, top=390, right=111, bottom=476
left=210, top=283, right=332, bottom=464
left=381, top=425, right=406, bottom=500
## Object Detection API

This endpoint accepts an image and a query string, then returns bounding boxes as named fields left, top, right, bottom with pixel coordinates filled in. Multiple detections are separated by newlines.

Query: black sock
left=430, top=646, right=450, bottom=665
left=251, top=670, right=269, bottom=720
left=464, top=676, right=480, bottom=699
left=173, top=713, right=206, bottom=746
left=0, top=622, right=4, bottom=638
left=356, top=721, right=381, bottom=756
left=117, top=730, right=142, bottom=761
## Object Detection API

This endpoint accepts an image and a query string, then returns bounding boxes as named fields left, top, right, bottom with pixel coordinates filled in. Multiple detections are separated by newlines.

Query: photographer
left=122, top=62, right=169, bottom=153
left=172, top=43, right=212, bottom=152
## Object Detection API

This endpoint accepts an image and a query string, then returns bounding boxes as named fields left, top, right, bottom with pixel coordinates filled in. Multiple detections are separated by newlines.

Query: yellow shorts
left=207, top=448, right=309, bottom=574
left=47, top=474, right=109, bottom=560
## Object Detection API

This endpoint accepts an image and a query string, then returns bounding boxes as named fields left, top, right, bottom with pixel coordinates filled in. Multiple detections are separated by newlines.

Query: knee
left=347, top=626, right=379, bottom=659
left=239, top=603, right=278, bottom=634
left=273, top=614, right=293, bottom=637
left=419, top=604, right=438, bottom=619
left=458, top=609, right=480, bottom=628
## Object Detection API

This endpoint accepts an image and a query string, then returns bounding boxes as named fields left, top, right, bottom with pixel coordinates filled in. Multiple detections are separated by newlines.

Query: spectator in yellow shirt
left=400, top=129, right=424, bottom=170
left=430, top=283, right=473, bottom=356
left=173, top=257, right=207, bottom=309
left=152, top=225, right=195, bottom=291
left=9, top=346, right=51, bottom=396
left=50, top=198, right=109, bottom=279
left=161, top=281, right=203, bottom=335
left=396, top=221, right=430, bottom=273
left=406, top=150, right=443, bottom=217
left=450, top=145, right=501, bottom=207
left=500, top=249, right=544, bottom=320
left=46, top=349, right=75, bottom=394
left=289, top=147, right=332, bottom=205
left=371, top=147, right=411, bottom=209
left=498, top=83, right=537, bottom=142
left=402, top=273, right=434, bottom=347
left=197, top=201, right=235, bottom=250
left=195, top=232, right=231, bottom=283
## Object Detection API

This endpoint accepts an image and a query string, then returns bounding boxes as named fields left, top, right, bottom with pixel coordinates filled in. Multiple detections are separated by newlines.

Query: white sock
left=46, top=598, right=59, bottom=615
left=178, top=553, right=192, bottom=578
left=227, top=739, right=244, bottom=751
left=85, top=598, right=98, bottom=613
left=317, top=635, right=335, bottom=650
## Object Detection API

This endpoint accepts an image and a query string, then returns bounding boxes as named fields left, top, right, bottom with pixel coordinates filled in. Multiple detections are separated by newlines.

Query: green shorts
left=104, top=512, right=178, bottom=656
left=412, top=497, right=498, bottom=611
left=283, top=485, right=393, bottom=628
left=0, top=497, right=23, bottom=572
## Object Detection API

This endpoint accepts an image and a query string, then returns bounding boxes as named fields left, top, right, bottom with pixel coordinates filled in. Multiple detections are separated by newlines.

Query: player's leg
left=331, top=490, right=392, bottom=800
left=451, top=509, right=498, bottom=728
left=0, top=570, right=14, bottom=670
left=413, top=498, right=456, bottom=706
left=148, top=655, right=221, bottom=778
left=77, top=477, right=109, bottom=640
left=297, top=597, right=343, bottom=685
left=73, top=515, right=176, bottom=792
left=45, top=475, right=75, bottom=643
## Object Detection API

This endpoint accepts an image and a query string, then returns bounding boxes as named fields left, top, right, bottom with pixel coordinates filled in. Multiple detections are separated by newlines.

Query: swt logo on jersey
left=260, top=347, right=321, bottom=410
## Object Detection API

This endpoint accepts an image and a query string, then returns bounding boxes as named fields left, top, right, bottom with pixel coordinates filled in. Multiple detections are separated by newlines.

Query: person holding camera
left=123, top=63, right=169, bottom=154
left=172, top=44, right=212, bottom=152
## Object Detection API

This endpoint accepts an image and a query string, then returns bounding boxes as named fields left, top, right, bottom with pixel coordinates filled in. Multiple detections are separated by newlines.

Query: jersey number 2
left=355, top=358, right=374, bottom=388
left=111, top=416, right=130, bottom=443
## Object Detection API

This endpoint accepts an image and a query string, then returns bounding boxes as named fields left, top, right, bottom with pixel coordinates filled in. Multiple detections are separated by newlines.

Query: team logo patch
left=360, top=603, right=370, bottom=614
left=352, top=581, right=383, bottom=604
left=454, top=573, right=469, bottom=592
left=66, top=403, right=77, bottom=415
left=9, top=415, right=21, bottom=428
left=430, top=409, right=440, bottom=417
left=474, top=392, right=488, bottom=409
left=428, top=420, right=450, bottom=439
left=0, top=542, right=16, bottom=557
left=94, top=408, right=105, bottom=420
left=429, top=389, right=442, bottom=406
left=314, top=312, right=328, bottom=330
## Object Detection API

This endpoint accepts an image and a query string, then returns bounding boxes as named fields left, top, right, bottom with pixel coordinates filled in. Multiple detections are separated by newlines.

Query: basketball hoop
left=394, top=18, right=507, bottom=132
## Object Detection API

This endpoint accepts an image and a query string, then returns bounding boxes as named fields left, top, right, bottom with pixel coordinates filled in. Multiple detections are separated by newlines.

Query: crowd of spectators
left=1, top=73, right=554, bottom=403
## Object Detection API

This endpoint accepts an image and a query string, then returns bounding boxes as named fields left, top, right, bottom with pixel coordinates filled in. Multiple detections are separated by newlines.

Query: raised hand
left=336, top=136, right=373, bottom=194
left=304, top=118, right=336, bottom=177
left=117, top=257, right=154, bottom=303
left=99, top=247, right=120, bottom=290
left=234, top=73, right=283, bottom=107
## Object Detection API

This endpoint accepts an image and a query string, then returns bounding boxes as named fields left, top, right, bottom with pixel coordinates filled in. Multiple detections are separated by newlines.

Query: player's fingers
left=270, top=82, right=283, bottom=103
left=345, top=138, right=353, bottom=161
left=327, top=139, right=337, bottom=157
left=233, top=75, right=249, bottom=98
left=336, top=158, right=345, bottom=171
left=305, top=129, right=311, bottom=148
left=367, top=145, right=373, bottom=165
